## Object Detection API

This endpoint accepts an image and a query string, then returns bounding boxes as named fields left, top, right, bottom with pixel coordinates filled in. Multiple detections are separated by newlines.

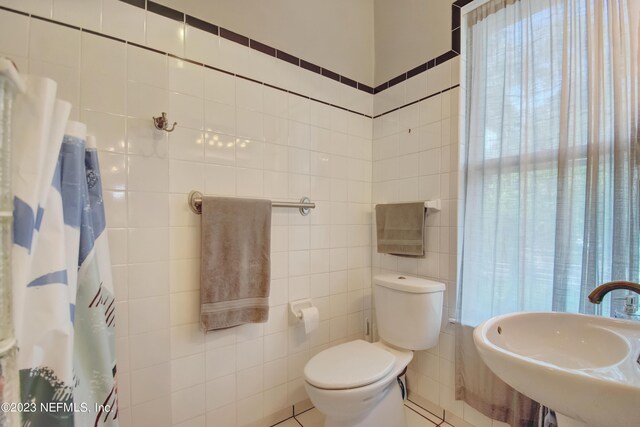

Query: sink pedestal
left=556, top=413, right=589, bottom=427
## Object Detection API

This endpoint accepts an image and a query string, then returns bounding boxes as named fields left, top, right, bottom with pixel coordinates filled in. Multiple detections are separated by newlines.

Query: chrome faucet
left=589, top=281, right=640, bottom=317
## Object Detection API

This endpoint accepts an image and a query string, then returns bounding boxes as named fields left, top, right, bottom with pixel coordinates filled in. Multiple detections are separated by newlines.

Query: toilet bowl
left=304, top=340, right=412, bottom=427
left=303, top=274, right=445, bottom=427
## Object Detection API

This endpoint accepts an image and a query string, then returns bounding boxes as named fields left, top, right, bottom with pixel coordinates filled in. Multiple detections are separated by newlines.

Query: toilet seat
left=304, top=340, right=396, bottom=390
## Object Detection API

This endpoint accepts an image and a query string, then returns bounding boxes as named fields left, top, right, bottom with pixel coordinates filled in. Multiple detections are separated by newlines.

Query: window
left=459, top=0, right=639, bottom=326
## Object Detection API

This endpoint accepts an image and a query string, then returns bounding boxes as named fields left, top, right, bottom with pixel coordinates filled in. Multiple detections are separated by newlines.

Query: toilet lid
left=304, top=340, right=396, bottom=390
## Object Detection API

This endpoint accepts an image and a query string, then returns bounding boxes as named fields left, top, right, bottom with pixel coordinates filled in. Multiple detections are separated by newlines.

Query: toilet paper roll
left=300, top=306, right=319, bottom=334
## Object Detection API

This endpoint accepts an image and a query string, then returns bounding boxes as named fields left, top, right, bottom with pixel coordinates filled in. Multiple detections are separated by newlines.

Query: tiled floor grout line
left=407, top=398, right=446, bottom=423
left=406, top=404, right=446, bottom=426
left=295, top=407, right=315, bottom=416
left=269, top=415, right=301, bottom=427
left=405, top=405, right=442, bottom=426
left=292, top=409, right=309, bottom=426
left=267, top=405, right=315, bottom=427
left=286, top=403, right=447, bottom=427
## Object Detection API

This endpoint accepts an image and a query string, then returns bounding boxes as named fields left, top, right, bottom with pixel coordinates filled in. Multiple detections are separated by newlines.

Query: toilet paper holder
left=289, top=299, right=314, bottom=324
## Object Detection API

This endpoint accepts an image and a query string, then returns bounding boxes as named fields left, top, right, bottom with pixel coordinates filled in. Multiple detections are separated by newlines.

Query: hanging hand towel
left=375, top=202, right=425, bottom=256
left=200, top=196, right=271, bottom=331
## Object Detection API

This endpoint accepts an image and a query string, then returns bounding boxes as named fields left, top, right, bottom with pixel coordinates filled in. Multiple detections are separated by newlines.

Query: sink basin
left=474, top=312, right=640, bottom=427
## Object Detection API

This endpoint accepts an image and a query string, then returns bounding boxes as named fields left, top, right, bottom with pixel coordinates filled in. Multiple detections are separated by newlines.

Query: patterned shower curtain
left=72, top=134, right=119, bottom=427
left=11, top=76, right=118, bottom=427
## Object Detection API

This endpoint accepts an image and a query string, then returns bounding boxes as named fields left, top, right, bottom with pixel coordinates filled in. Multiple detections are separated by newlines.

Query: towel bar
left=188, top=191, right=316, bottom=216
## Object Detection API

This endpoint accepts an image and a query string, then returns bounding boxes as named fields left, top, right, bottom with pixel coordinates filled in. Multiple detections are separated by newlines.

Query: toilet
left=303, top=274, right=445, bottom=427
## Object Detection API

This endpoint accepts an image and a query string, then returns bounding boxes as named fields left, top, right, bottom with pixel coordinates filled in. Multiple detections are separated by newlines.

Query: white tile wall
left=102, top=0, right=146, bottom=44
left=371, top=59, right=500, bottom=427
left=0, top=4, right=373, bottom=426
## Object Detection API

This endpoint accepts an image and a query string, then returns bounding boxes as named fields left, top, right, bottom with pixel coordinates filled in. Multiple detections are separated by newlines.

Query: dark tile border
left=185, top=14, right=218, bottom=35
left=340, top=76, right=358, bottom=89
left=372, top=84, right=460, bottom=119
left=1, top=1, right=464, bottom=117
left=437, top=49, right=458, bottom=64
left=376, top=44, right=458, bottom=93
left=375, top=0, right=467, bottom=93
left=452, top=5, right=461, bottom=30
left=147, top=1, right=183, bottom=23
left=250, top=39, right=276, bottom=57
left=119, top=0, right=145, bottom=8
left=358, top=83, right=374, bottom=94
left=112, top=0, right=464, bottom=95
left=452, top=28, right=461, bottom=53
left=453, top=0, right=474, bottom=7
left=388, top=73, right=406, bottom=88
left=321, top=68, right=340, bottom=82
left=0, top=5, right=374, bottom=119
left=300, top=60, right=321, bottom=74
left=220, top=27, right=249, bottom=46
left=374, top=82, right=388, bottom=94
left=276, top=50, right=299, bottom=66
left=407, top=63, right=427, bottom=79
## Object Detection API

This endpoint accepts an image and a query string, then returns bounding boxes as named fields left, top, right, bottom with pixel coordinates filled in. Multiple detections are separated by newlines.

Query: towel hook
left=153, top=112, right=177, bottom=132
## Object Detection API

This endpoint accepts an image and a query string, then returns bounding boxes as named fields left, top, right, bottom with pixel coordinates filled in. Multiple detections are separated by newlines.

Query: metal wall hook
left=153, top=112, right=177, bottom=132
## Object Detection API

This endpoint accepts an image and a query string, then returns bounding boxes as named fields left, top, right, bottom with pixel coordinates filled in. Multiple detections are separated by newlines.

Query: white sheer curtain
left=459, top=0, right=638, bottom=326
left=456, top=0, right=638, bottom=424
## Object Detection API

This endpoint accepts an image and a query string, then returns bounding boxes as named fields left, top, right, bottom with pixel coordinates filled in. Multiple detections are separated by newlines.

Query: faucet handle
left=613, top=294, right=639, bottom=315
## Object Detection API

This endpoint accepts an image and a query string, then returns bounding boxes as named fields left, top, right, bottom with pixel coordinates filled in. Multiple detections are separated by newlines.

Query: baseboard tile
left=293, top=398, right=314, bottom=415
left=443, top=410, right=476, bottom=427
left=256, top=394, right=473, bottom=427
left=407, top=392, right=446, bottom=420
left=247, top=406, right=293, bottom=427
left=405, top=400, right=444, bottom=425
left=248, top=398, right=315, bottom=427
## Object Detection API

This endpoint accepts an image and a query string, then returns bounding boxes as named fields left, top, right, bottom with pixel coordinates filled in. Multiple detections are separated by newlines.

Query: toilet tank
left=373, top=274, right=445, bottom=350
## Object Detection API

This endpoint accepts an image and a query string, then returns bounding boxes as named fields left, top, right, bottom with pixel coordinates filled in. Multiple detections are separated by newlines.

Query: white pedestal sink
left=473, top=312, right=640, bottom=427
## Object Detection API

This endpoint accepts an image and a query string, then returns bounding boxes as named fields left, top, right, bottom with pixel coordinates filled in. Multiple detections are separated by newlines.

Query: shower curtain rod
left=188, top=190, right=316, bottom=216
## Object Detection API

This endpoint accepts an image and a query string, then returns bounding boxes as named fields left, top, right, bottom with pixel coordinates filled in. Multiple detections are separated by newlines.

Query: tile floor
left=272, top=400, right=450, bottom=427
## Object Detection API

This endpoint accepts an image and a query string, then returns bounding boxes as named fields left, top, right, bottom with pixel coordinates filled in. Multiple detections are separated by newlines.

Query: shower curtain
left=11, top=75, right=118, bottom=426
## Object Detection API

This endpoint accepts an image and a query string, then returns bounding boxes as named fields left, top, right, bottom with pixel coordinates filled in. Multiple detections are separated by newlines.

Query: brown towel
left=375, top=202, right=425, bottom=256
left=200, top=196, right=271, bottom=331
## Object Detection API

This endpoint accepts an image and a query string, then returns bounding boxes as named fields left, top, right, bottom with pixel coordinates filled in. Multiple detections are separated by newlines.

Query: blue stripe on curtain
left=51, top=153, right=62, bottom=193
left=13, top=196, right=35, bottom=251
left=78, top=150, right=105, bottom=265
left=85, top=150, right=106, bottom=237
left=57, top=136, right=86, bottom=230
left=27, top=270, right=69, bottom=287
left=35, top=206, right=44, bottom=231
